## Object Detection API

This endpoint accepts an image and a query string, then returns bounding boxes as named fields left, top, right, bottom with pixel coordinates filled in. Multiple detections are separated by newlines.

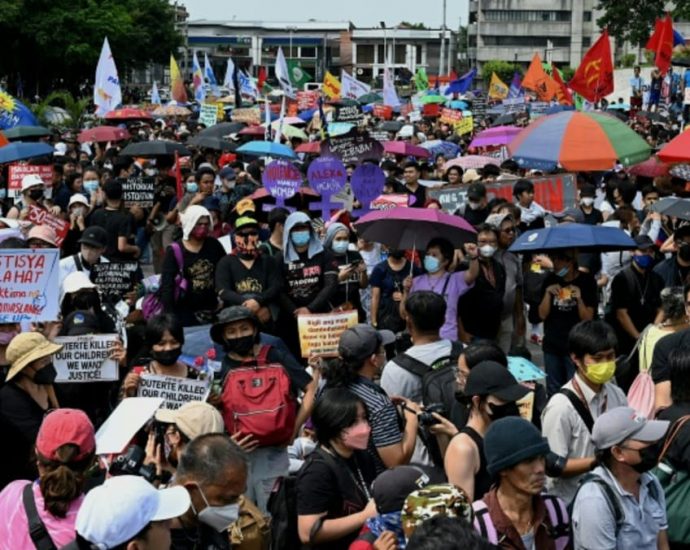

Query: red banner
left=422, top=104, right=441, bottom=118
left=8, top=164, right=54, bottom=196
left=27, top=205, right=70, bottom=248
left=373, top=104, right=393, bottom=120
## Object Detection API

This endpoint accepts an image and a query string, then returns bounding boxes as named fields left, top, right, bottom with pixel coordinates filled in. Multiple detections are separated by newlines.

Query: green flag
left=573, top=92, right=585, bottom=111
left=414, top=67, right=429, bottom=92
left=286, top=60, right=312, bottom=89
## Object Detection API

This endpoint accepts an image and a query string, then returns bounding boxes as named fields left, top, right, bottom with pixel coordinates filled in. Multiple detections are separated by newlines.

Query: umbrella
left=627, top=157, right=669, bottom=178
left=236, top=141, right=297, bottom=160
left=379, top=121, right=404, bottom=133
left=295, top=141, right=321, bottom=154
left=443, top=155, right=501, bottom=171
left=354, top=207, right=476, bottom=249
left=469, top=126, right=522, bottom=148
left=119, top=140, right=191, bottom=157
left=637, top=111, right=668, bottom=123
left=298, top=108, right=317, bottom=122
left=448, top=100, right=468, bottom=110
left=508, top=223, right=636, bottom=253
left=357, top=92, right=383, bottom=105
left=104, top=108, right=153, bottom=121
left=650, top=197, right=690, bottom=221
left=77, top=125, right=131, bottom=143
left=4, top=126, right=51, bottom=141
left=658, top=130, right=690, bottom=163
left=508, top=111, right=651, bottom=171
left=492, top=113, right=518, bottom=126
left=152, top=105, right=192, bottom=117
left=420, top=95, right=446, bottom=105
left=0, top=142, right=55, bottom=164
left=238, top=125, right=267, bottom=137
left=280, top=125, right=309, bottom=141
left=187, top=135, right=237, bottom=151
left=670, top=164, right=690, bottom=180
left=198, top=122, right=246, bottom=138
left=383, top=141, right=431, bottom=158
left=420, top=140, right=461, bottom=159
left=607, top=103, right=631, bottom=111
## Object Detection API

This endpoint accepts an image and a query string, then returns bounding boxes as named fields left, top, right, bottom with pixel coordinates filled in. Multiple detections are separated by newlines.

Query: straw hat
left=5, top=332, right=63, bottom=382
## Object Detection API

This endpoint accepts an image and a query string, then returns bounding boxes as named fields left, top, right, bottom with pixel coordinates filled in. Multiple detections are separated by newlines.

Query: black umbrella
left=378, top=120, right=404, bottom=132
left=492, top=113, right=516, bottom=126
left=605, top=109, right=628, bottom=122
left=651, top=197, right=690, bottom=221
left=637, top=111, right=668, bottom=123
left=187, top=135, right=237, bottom=151
left=198, top=122, right=246, bottom=138
left=119, top=140, right=191, bottom=157
left=4, top=125, right=52, bottom=141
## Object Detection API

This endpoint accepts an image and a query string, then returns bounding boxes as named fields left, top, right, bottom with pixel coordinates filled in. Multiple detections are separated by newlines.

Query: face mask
left=290, top=230, right=311, bottom=247
left=678, top=243, right=690, bottom=262
left=584, top=361, right=616, bottom=385
left=580, top=197, right=594, bottom=207
left=389, top=250, right=405, bottom=260
left=331, top=240, right=349, bottom=255
left=194, top=485, right=240, bottom=532
left=191, top=226, right=209, bottom=239
left=487, top=401, right=520, bottom=421
left=0, top=188, right=6, bottom=200
left=468, top=201, right=481, bottom=211
left=223, top=334, right=256, bottom=356
left=341, top=420, right=371, bottom=450
left=144, top=168, right=158, bottom=177
left=72, top=206, right=86, bottom=218
left=151, top=347, right=182, bottom=366
left=103, top=162, right=113, bottom=171
left=0, top=330, right=18, bottom=346
left=32, top=363, right=57, bottom=385
left=83, top=180, right=99, bottom=194
left=629, top=445, right=660, bottom=473
left=186, top=182, right=199, bottom=193
left=424, top=255, right=442, bottom=273
left=29, top=188, right=44, bottom=201
left=633, top=254, right=653, bottom=270
left=479, top=245, right=496, bottom=258
left=556, top=266, right=570, bottom=278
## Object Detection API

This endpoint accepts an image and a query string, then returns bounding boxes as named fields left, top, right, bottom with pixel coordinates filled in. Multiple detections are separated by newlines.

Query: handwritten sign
left=8, top=164, right=54, bottom=197
left=231, top=107, right=261, bottom=125
left=0, top=249, right=60, bottom=322
left=137, top=373, right=211, bottom=410
left=334, top=105, right=364, bottom=124
left=472, top=94, right=488, bottom=120
left=27, top=205, right=70, bottom=247
left=297, top=310, right=359, bottom=357
left=119, top=176, right=155, bottom=208
left=455, top=116, right=474, bottom=136
left=90, top=261, right=139, bottom=296
left=53, top=334, right=119, bottom=383
left=199, top=103, right=219, bottom=127
left=321, top=129, right=384, bottom=165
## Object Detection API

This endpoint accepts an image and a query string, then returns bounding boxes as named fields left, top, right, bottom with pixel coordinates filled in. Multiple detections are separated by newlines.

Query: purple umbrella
left=354, top=207, right=476, bottom=249
left=469, top=126, right=522, bottom=148
left=383, top=141, right=431, bottom=158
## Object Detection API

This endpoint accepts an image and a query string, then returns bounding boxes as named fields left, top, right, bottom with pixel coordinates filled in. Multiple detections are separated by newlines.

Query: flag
left=94, top=38, right=122, bottom=116
left=287, top=60, right=312, bottom=90
left=551, top=63, right=573, bottom=105
left=568, top=30, right=614, bottom=102
left=192, top=51, right=205, bottom=102
left=264, top=98, right=271, bottom=141
left=151, top=81, right=161, bottom=105
left=323, top=71, right=341, bottom=99
left=673, top=28, right=686, bottom=47
left=223, top=58, right=235, bottom=90
left=414, top=67, right=429, bottom=92
left=341, top=71, right=371, bottom=99
left=274, top=96, right=286, bottom=143
left=204, top=52, right=219, bottom=97
left=0, top=131, right=8, bottom=147
left=257, top=66, right=267, bottom=92
left=521, top=54, right=558, bottom=101
left=488, top=72, right=509, bottom=99
left=646, top=14, right=674, bottom=75
left=444, top=68, right=476, bottom=95
left=382, top=61, right=400, bottom=107
left=170, top=54, right=188, bottom=104
left=238, top=70, right=259, bottom=99
left=0, top=88, right=38, bottom=130
left=508, top=72, right=523, bottom=98
left=275, top=47, right=295, bottom=98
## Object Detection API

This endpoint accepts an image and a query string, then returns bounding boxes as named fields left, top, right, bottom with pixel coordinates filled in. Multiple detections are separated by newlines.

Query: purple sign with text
left=308, top=156, right=348, bottom=218
left=262, top=160, right=302, bottom=208
left=350, top=164, right=385, bottom=216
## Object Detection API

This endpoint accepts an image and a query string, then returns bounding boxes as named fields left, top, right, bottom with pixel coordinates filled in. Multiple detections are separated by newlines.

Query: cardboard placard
left=263, top=160, right=302, bottom=201
left=320, top=129, right=384, bottom=165
left=297, top=310, right=359, bottom=358
left=27, top=205, right=70, bottom=247
left=199, top=103, right=219, bottom=127
left=455, top=116, right=474, bottom=135
left=0, top=249, right=60, bottom=322
left=137, top=373, right=211, bottom=410
left=119, top=176, right=155, bottom=208
left=53, top=334, right=119, bottom=383
left=95, top=397, right=164, bottom=455
left=90, top=261, right=139, bottom=296
left=373, top=104, right=393, bottom=120
left=8, top=164, right=54, bottom=197
left=334, top=105, right=364, bottom=124
left=231, top=107, right=261, bottom=125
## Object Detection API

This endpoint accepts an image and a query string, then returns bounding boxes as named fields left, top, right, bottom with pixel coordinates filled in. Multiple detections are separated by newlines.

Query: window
left=483, top=36, right=570, bottom=47
left=416, top=44, right=423, bottom=64
left=394, top=45, right=405, bottom=64
left=582, top=36, right=591, bottom=48
left=483, top=10, right=571, bottom=22
left=300, top=47, right=316, bottom=58
left=583, top=11, right=592, bottom=22
left=377, top=44, right=385, bottom=63
left=358, top=44, right=374, bottom=63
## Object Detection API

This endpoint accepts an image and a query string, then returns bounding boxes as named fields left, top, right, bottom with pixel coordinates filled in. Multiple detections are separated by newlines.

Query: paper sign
left=350, top=164, right=386, bottom=214
left=8, top=164, right=54, bottom=197
left=440, top=108, right=463, bottom=125
left=409, top=110, right=422, bottom=122
left=27, top=205, right=70, bottom=247
left=307, top=156, right=347, bottom=195
left=297, top=310, right=359, bottom=357
left=368, top=130, right=391, bottom=143
left=370, top=194, right=410, bottom=210
left=472, top=94, right=488, bottom=120
left=321, top=129, right=384, bottom=165
left=263, top=160, right=302, bottom=203
left=517, top=389, right=535, bottom=421
left=455, top=116, right=474, bottom=135
left=232, top=107, right=261, bottom=125
left=334, top=105, right=364, bottom=124
left=137, top=373, right=211, bottom=410
left=373, top=105, right=393, bottom=120
left=95, top=397, right=164, bottom=455
left=53, top=333, right=119, bottom=383
left=119, top=176, right=155, bottom=208
left=297, top=90, right=318, bottom=110
left=0, top=248, right=60, bottom=323
left=90, top=261, right=139, bottom=296
left=199, top=103, right=219, bottom=127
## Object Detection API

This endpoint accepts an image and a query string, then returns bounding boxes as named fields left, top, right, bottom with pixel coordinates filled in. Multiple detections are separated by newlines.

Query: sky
left=181, top=0, right=468, bottom=28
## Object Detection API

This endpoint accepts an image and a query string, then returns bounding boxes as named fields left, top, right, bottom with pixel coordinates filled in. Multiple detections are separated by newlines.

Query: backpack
left=228, top=495, right=270, bottom=550
left=626, top=325, right=656, bottom=418
left=473, top=494, right=570, bottom=549
left=220, top=345, right=296, bottom=447
left=141, top=242, right=187, bottom=320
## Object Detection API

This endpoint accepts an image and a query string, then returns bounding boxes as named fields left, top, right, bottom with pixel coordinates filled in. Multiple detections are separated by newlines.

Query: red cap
left=36, top=409, right=96, bottom=462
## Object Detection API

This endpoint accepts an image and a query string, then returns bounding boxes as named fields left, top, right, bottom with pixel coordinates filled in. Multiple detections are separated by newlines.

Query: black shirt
left=458, top=259, right=506, bottom=339
left=656, top=403, right=690, bottom=472
left=398, top=182, right=427, bottom=208
left=327, top=250, right=364, bottom=317
left=651, top=328, right=690, bottom=384
left=88, top=207, right=134, bottom=260
left=277, top=250, right=337, bottom=313
left=462, top=205, right=491, bottom=227
left=580, top=207, right=603, bottom=226
left=653, top=255, right=690, bottom=288
left=215, top=254, right=281, bottom=308
left=458, top=426, right=492, bottom=501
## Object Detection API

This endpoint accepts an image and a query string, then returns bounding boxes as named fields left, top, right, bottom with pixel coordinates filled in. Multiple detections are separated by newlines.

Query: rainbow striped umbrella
left=507, top=111, right=651, bottom=171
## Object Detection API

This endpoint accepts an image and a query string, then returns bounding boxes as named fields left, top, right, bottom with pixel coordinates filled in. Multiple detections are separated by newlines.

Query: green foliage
left=399, top=21, right=428, bottom=30
left=620, top=53, right=637, bottom=68
left=560, top=67, right=575, bottom=83
left=32, top=91, right=91, bottom=129
left=481, top=60, right=521, bottom=85
left=596, top=0, right=690, bottom=46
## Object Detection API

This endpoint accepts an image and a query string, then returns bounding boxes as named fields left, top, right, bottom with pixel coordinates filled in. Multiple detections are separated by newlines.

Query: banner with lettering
left=0, top=249, right=60, bottom=322
left=53, top=334, right=119, bottom=383
left=137, top=373, right=212, bottom=410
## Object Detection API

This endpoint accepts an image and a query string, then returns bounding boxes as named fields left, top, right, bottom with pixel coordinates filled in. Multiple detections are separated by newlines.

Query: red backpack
left=220, top=345, right=296, bottom=447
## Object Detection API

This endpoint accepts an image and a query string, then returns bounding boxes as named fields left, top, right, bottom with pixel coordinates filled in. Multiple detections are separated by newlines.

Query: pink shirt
left=0, top=480, right=83, bottom=549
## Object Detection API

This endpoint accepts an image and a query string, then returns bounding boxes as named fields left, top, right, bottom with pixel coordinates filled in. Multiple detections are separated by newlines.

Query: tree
left=32, top=91, right=91, bottom=129
left=398, top=22, right=428, bottom=30
left=595, top=0, right=690, bottom=46
left=481, top=60, right=521, bottom=85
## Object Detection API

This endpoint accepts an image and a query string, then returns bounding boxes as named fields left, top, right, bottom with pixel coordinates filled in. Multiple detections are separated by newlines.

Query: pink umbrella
left=104, top=108, right=152, bottom=121
left=383, top=141, right=431, bottom=158
left=469, top=126, right=522, bottom=148
left=628, top=156, right=670, bottom=178
left=78, top=126, right=131, bottom=143
left=238, top=125, right=267, bottom=137
left=295, top=141, right=322, bottom=154
left=443, top=155, right=501, bottom=171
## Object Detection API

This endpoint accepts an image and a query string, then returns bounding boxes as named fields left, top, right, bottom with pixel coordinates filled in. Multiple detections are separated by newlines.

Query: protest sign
left=8, top=164, right=54, bottom=197
left=409, top=110, right=422, bottom=122
left=372, top=105, right=393, bottom=120
left=370, top=194, right=410, bottom=210
left=199, top=103, right=219, bottom=127
left=331, top=182, right=355, bottom=211
left=231, top=107, right=261, bottom=125
left=27, top=205, right=70, bottom=247
left=440, top=108, right=463, bottom=125
left=350, top=163, right=386, bottom=215
left=0, top=248, right=60, bottom=323
left=96, top=397, right=164, bottom=455
left=321, top=129, right=384, bottom=165
left=334, top=104, right=364, bottom=124
left=308, top=156, right=347, bottom=218
left=422, top=104, right=441, bottom=117
left=297, top=90, right=318, bottom=110
left=297, top=310, right=358, bottom=357
left=53, top=333, right=119, bottom=383
left=529, top=102, right=551, bottom=120
left=368, top=130, right=391, bottom=143
left=455, top=116, right=474, bottom=135
left=120, top=176, right=155, bottom=208
left=137, top=373, right=211, bottom=410
left=263, top=160, right=302, bottom=208
left=90, top=261, right=139, bottom=296
left=472, top=94, right=488, bottom=120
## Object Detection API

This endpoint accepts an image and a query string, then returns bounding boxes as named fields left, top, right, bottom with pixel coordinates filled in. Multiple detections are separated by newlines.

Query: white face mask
left=194, top=484, right=240, bottom=532
left=580, top=197, right=594, bottom=207
left=479, top=245, right=497, bottom=258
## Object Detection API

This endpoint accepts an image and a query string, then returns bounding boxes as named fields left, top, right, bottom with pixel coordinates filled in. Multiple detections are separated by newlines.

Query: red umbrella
left=658, top=130, right=690, bottom=164
left=383, top=141, right=430, bottom=158
left=295, top=142, right=321, bottom=154
left=238, top=125, right=266, bottom=137
left=627, top=157, right=669, bottom=178
left=104, top=108, right=152, bottom=121
left=78, top=126, right=131, bottom=143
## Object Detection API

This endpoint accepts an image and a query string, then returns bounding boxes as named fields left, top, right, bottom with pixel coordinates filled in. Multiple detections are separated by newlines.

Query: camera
left=545, top=451, right=567, bottom=478
left=109, top=445, right=158, bottom=483
left=418, top=403, right=447, bottom=426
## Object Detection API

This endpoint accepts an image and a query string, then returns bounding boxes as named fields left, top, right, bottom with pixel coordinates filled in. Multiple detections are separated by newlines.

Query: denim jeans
left=245, top=446, right=289, bottom=514
left=543, top=352, right=576, bottom=397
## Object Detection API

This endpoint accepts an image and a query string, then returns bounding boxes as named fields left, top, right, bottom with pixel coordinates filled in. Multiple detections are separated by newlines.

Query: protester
left=87, top=179, right=140, bottom=260
left=325, top=222, right=368, bottom=319
left=407, top=516, right=495, bottom=550
left=59, top=225, right=110, bottom=284
left=514, top=179, right=546, bottom=232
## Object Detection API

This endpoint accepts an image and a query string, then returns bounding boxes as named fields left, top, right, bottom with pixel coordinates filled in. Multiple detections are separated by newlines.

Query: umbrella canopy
left=379, top=120, right=404, bottom=133
left=607, top=103, right=631, bottom=111
left=651, top=196, right=690, bottom=221
left=508, top=111, right=651, bottom=171
left=151, top=105, right=192, bottom=117
left=4, top=126, right=51, bottom=141
left=354, top=207, right=476, bottom=249
left=295, top=141, right=321, bottom=154
left=420, top=140, right=461, bottom=160
left=627, top=157, right=669, bottom=178
left=383, top=141, right=431, bottom=158
left=492, top=113, right=518, bottom=126
left=78, top=126, right=131, bottom=143
left=443, top=155, right=501, bottom=171
left=420, top=95, right=446, bottom=105
left=104, top=108, right=152, bottom=121
left=236, top=141, right=297, bottom=160
left=670, top=164, right=690, bottom=180
left=357, top=92, right=383, bottom=105
left=448, top=100, right=468, bottom=110
left=187, top=135, right=237, bottom=151
left=119, top=140, right=191, bottom=157
left=0, top=142, right=55, bottom=164
left=198, top=122, right=246, bottom=138
left=279, top=125, right=308, bottom=141
left=658, top=130, right=690, bottom=163
left=469, top=126, right=522, bottom=149
left=238, top=125, right=266, bottom=137
left=508, top=223, right=636, bottom=253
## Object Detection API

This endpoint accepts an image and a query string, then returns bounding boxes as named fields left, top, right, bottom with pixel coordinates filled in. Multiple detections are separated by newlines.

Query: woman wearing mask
left=62, top=194, right=90, bottom=256
left=7, top=175, right=59, bottom=220
left=0, top=332, right=63, bottom=486
left=297, top=388, right=377, bottom=550
left=60, top=271, right=117, bottom=334
left=324, top=223, right=368, bottom=320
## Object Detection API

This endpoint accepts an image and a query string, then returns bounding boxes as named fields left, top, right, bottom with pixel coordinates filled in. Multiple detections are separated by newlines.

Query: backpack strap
left=559, top=388, right=594, bottom=433
left=171, top=241, right=184, bottom=273
left=658, top=414, right=690, bottom=463
left=73, top=253, right=83, bottom=272
left=542, top=494, right=571, bottom=547
left=472, top=500, right=499, bottom=545
left=572, top=473, right=624, bottom=533
left=255, top=344, right=271, bottom=365
left=392, top=352, right=430, bottom=378
left=22, top=483, right=58, bottom=550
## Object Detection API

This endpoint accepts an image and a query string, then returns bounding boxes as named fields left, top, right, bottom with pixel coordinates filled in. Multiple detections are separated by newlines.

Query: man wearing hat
left=571, top=407, right=669, bottom=549
left=458, top=182, right=490, bottom=227
left=473, top=417, right=572, bottom=549
left=59, top=225, right=109, bottom=285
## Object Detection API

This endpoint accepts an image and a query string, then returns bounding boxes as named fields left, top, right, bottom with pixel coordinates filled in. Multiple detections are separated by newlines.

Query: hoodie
left=282, top=211, right=323, bottom=263
left=181, top=205, right=214, bottom=241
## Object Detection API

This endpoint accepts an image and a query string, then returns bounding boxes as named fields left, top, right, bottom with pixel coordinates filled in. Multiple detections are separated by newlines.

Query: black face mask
left=631, top=445, right=660, bottom=473
left=679, top=243, right=690, bottom=263
left=151, top=347, right=182, bottom=367
left=223, top=334, right=256, bottom=356
left=32, top=363, right=57, bottom=385
left=29, top=189, right=44, bottom=201
left=487, top=401, right=520, bottom=421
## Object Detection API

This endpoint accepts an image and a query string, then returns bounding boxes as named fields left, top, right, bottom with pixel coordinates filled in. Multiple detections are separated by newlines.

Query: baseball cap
left=155, top=401, right=225, bottom=440
left=553, top=207, right=585, bottom=224
left=219, top=166, right=236, bottom=180
left=235, top=217, right=259, bottom=231
left=27, top=225, right=58, bottom=247
left=401, top=484, right=472, bottom=541
left=68, top=193, right=90, bottom=208
left=76, top=475, right=190, bottom=548
left=371, top=465, right=441, bottom=514
left=466, top=181, right=486, bottom=200
left=79, top=226, right=108, bottom=248
left=21, top=174, right=45, bottom=192
left=62, top=270, right=97, bottom=295
left=36, top=408, right=96, bottom=462
left=62, top=310, right=102, bottom=336
left=634, top=234, right=655, bottom=250
left=202, top=195, right=221, bottom=212
left=592, top=406, right=669, bottom=450
left=234, top=198, right=256, bottom=216
left=463, top=360, right=530, bottom=402
left=484, top=212, right=512, bottom=231
left=338, top=324, right=395, bottom=363
left=462, top=169, right=481, bottom=185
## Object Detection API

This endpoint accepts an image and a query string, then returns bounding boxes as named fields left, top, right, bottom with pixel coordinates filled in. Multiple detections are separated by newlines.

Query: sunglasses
left=237, top=230, right=259, bottom=238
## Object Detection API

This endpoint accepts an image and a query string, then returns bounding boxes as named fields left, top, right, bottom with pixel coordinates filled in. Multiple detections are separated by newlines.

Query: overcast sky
left=181, top=0, right=468, bottom=28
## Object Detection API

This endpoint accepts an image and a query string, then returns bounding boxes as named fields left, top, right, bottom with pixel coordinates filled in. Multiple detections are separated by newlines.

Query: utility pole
left=439, top=0, right=447, bottom=77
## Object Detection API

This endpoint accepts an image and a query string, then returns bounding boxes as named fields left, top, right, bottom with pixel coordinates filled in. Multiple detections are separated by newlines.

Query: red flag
left=0, top=131, right=8, bottom=148
left=257, top=66, right=267, bottom=92
left=174, top=151, right=183, bottom=201
left=449, top=69, right=458, bottom=81
left=551, top=63, right=573, bottom=105
left=568, top=30, right=614, bottom=102
left=646, top=14, right=673, bottom=75
left=521, top=53, right=558, bottom=101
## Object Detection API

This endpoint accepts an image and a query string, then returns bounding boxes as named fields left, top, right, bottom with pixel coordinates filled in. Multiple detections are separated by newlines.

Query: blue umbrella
left=0, top=142, right=54, bottom=164
left=236, top=141, right=297, bottom=160
left=448, top=100, right=468, bottom=110
left=420, top=140, right=461, bottom=159
left=298, top=108, right=317, bottom=122
left=509, top=223, right=636, bottom=253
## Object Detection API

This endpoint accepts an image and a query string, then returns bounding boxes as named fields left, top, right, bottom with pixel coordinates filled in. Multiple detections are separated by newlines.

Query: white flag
left=274, top=96, right=286, bottom=143
left=382, top=58, right=400, bottom=108
left=150, top=81, right=161, bottom=105
left=223, top=58, right=235, bottom=90
left=275, top=47, right=295, bottom=98
left=264, top=97, right=271, bottom=140
left=341, top=71, right=371, bottom=99
left=204, top=52, right=219, bottom=96
left=94, top=38, right=122, bottom=116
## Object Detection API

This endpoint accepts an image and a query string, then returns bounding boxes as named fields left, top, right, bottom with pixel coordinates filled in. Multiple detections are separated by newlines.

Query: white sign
left=96, top=397, right=164, bottom=455
left=53, top=334, right=119, bottom=383
left=199, top=103, right=219, bottom=127
left=137, top=373, right=211, bottom=410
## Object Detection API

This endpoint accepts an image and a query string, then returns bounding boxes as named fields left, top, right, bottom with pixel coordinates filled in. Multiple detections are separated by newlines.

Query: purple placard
left=351, top=164, right=385, bottom=216
left=262, top=160, right=302, bottom=208
left=308, top=157, right=348, bottom=219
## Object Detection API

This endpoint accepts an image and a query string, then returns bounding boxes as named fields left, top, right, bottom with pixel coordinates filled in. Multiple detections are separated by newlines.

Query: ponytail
left=38, top=444, right=93, bottom=518
left=322, top=356, right=364, bottom=388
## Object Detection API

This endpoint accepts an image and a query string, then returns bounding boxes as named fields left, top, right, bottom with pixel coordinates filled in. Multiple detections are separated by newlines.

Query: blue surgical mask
left=556, top=266, right=569, bottom=278
left=331, top=240, right=349, bottom=255
left=0, top=188, right=6, bottom=200
left=633, top=254, right=653, bottom=269
left=186, top=182, right=199, bottom=193
left=83, top=180, right=99, bottom=194
left=424, top=255, right=442, bottom=273
left=291, top=230, right=311, bottom=247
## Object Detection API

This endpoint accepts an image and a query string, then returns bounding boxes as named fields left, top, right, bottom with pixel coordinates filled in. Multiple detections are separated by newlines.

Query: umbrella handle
left=410, top=242, right=416, bottom=277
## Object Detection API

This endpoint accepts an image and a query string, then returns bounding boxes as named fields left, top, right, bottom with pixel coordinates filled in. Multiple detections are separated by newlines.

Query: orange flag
left=646, top=14, right=674, bottom=75
left=521, top=54, right=558, bottom=101
left=0, top=131, right=8, bottom=147
left=551, top=63, right=573, bottom=105
left=568, top=30, right=614, bottom=102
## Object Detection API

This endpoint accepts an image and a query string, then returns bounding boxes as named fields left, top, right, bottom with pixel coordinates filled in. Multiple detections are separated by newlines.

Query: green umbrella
left=420, top=95, right=446, bottom=105
left=356, top=92, right=383, bottom=105
left=4, top=125, right=52, bottom=141
left=330, top=98, right=360, bottom=107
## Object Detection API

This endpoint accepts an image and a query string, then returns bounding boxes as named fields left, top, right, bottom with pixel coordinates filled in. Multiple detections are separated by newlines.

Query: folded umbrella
left=119, top=141, right=191, bottom=157
left=0, top=142, right=55, bottom=164
left=78, top=126, right=131, bottom=143
left=383, top=141, right=430, bottom=159
left=508, top=223, right=636, bottom=253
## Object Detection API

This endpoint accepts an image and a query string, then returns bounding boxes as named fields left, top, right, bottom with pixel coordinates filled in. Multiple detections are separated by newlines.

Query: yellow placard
left=297, top=311, right=359, bottom=358
left=455, top=116, right=474, bottom=135
left=517, top=388, right=535, bottom=421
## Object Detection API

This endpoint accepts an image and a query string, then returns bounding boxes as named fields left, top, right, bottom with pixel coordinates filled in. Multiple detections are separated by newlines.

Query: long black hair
left=312, top=388, right=367, bottom=446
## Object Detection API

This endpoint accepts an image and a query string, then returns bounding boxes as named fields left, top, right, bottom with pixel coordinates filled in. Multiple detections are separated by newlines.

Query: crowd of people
left=0, top=65, right=690, bottom=549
